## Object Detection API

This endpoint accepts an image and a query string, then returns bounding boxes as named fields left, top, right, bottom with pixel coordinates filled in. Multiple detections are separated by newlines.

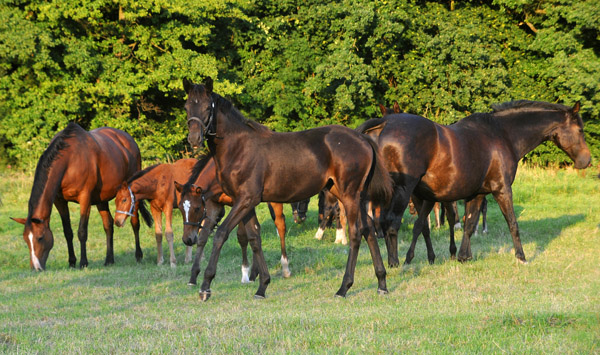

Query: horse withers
left=358, top=100, right=590, bottom=265
left=184, top=78, right=392, bottom=300
left=114, top=158, right=197, bottom=267
left=11, top=123, right=151, bottom=270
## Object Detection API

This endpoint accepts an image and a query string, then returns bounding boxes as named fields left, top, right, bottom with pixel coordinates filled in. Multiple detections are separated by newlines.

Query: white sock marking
left=314, top=227, right=325, bottom=240
left=241, top=265, right=250, bottom=283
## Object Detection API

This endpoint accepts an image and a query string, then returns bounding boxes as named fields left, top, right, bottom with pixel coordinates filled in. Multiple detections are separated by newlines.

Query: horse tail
left=138, top=200, right=153, bottom=227
left=362, top=135, right=393, bottom=208
left=267, top=203, right=276, bottom=221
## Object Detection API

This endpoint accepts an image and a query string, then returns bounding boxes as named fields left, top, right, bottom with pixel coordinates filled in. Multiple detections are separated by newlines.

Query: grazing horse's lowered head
left=11, top=217, right=53, bottom=271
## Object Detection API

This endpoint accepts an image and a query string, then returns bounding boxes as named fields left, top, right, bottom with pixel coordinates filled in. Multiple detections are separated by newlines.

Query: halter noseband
left=115, top=186, right=136, bottom=217
left=183, top=195, right=208, bottom=228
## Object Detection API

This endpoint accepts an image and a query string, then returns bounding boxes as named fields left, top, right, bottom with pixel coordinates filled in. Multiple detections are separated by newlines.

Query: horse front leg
left=457, top=195, right=487, bottom=262
left=54, top=198, right=76, bottom=267
left=77, top=197, right=92, bottom=268
left=96, top=201, right=115, bottom=265
left=384, top=186, right=413, bottom=267
left=188, top=203, right=222, bottom=286
left=130, top=201, right=143, bottom=262
left=492, top=189, right=526, bottom=263
left=200, top=197, right=261, bottom=301
left=335, top=202, right=348, bottom=245
left=237, top=222, right=252, bottom=283
left=240, top=210, right=271, bottom=299
left=150, top=207, right=164, bottom=266
left=269, top=202, right=291, bottom=278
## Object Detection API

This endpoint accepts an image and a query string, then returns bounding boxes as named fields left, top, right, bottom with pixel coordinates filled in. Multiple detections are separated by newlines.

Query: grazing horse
left=114, top=158, right=197, bottom=267
left=11, top=123, right=151, bottom=270
left=290, top=199, right=310, bottom=224
left=358, top=100, right=590, bottom=265
left=184, top=78, right=393, bottom=300
left=175, top=156, right=293, bottom=285
left=314, top=190, right=348, bottom=245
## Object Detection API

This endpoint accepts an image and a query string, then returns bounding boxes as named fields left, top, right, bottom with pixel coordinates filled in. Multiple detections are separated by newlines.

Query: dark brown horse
left=174, top=156, right=292, bottom=285
left=358, top=100, right=590, bottom=265
left=114, top=158, right=197, bottom=267
left=11, top=123, right=151, bottom=270
left=184, top=78, right=393, bottom=300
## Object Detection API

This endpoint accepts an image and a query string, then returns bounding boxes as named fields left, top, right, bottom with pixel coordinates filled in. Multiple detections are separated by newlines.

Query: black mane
left=182, top=154, right=213, bottom=197
left=28, top=122, right=82, bottom=218
left=492, top=100, right=570, bottom=114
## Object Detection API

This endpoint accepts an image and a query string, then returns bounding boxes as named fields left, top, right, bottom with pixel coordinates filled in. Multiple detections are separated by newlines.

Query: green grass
left=1, top=165, right=599, bottom=353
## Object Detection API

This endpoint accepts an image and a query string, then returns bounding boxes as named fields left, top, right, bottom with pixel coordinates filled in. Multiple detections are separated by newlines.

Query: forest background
left=1, top=0, right=599, bottom=168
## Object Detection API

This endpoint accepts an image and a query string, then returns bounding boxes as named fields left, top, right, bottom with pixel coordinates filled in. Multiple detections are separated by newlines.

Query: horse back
left=61, top=127, right=141, bottom=203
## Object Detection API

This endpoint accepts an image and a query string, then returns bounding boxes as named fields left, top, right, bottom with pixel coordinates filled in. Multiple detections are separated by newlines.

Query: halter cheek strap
left=187, top=100, right=216, bottom=138
left=115, top=186, right=136, bottom=217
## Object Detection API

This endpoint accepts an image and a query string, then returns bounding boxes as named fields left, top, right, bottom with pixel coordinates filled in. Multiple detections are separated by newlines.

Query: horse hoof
left=282, top=270, right=292, bottom=278
left=170, top=262, right=177, bottom=268
left=187, top=281, right=196, bottom=286
left=377, top=288, right=389, bottom=296
left=517, top=258, right=528, bottom=265
left=199, top=290, right=211, bottom=301
left=457, top=256, right=472, bottom=263
left=254, top=294, right=266, bottom=300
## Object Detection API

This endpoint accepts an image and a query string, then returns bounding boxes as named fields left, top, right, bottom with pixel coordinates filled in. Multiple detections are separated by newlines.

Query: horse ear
left=183, top=78, right=193, bottom=94
left=121, top=181, right=128, bottom=189
left=393, top=101, right=401, bottom=113
left=10, top=217, right=27, bottom=225
left=572, top=101, right=581, bottom=114
left=205, top=77, right=213, bottom=94
left=174, top=181, right=183, bottom=193
left=378, top=104, right=387, bottom=117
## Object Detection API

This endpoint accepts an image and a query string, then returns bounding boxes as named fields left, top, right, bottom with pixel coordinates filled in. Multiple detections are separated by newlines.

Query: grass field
left=1, top=165, right=599, bottom=353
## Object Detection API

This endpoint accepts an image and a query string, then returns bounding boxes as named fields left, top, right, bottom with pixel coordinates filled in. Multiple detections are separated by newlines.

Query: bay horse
left=290, top=199, right=310, bottom=224
left=114, top=158, right=197, bottom=267
left=11, top=123, right=152, bottom=270
left=358, top=100, right=590, bottom=265
left=174, top=156, right=292, bottom=285
left=184, top=78, right=393, bottom=300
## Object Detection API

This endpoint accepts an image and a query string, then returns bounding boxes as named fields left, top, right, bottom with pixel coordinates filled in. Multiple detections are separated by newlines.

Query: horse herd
left=12, top=77, right=591, bottom=301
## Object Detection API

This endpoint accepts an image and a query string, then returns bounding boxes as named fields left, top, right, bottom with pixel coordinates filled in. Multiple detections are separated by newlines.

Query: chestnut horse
left=114, top=158, right=197, bottom=267
left=358, top=100, right=590, bottom=265
left=184, top=78, right=393, bottom=300
left=174, top=156, right=292, bottom=285
left=11, top=123, right=151, bottom=270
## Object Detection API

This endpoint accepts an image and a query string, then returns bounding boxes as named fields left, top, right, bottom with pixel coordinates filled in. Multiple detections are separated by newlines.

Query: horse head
left=175, top=181, right=206, bottom=246
left=11, top=217, right=54, bottom=271
left=183, top=77, right=215, bottom=150
left=114, top=181, right=135, bottom=227
left=551, top=101, right=591, bottom=169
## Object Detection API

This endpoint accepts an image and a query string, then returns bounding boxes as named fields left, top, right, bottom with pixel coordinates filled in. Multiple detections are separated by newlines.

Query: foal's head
left=183, top=77, right=215, bottom=150
left=114, top=182, right=135, bottom=227
left=175, top=181, right=206, bottom=246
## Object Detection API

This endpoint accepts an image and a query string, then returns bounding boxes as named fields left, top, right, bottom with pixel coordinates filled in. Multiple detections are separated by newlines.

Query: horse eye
left=122, top=199, right=127, bottom=203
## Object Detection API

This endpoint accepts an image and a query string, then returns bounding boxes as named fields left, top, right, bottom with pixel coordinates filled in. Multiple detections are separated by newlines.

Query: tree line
left=1, top=0, right=599, bottom=168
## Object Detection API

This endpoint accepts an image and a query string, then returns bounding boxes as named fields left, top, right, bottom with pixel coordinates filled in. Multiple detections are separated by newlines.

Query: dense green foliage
left=1, top=0, right=599, bottom=168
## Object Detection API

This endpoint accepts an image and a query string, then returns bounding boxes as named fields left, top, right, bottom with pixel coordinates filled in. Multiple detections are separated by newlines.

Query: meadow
left=0, top=165, right=599, bottom=353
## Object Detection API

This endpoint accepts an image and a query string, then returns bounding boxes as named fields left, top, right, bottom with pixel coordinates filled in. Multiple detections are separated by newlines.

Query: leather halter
left=187, top=97, right=216, bottom=141
left=115, top=185, right=136, bottom=217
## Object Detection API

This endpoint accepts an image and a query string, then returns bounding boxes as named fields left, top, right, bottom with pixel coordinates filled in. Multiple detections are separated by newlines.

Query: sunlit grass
left=1, top=165, right=599, bottom=353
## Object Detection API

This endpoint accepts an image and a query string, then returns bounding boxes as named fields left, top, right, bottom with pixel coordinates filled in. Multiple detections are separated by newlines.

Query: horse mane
left=182, top=154, right=214, bottom=197
left=188, top=83, right=270, bottom=134
left=491, top=100, right=570, bottom=114
left=127, top=164, right=160, bottom=184
left=28, top=122, right=83, bottom=217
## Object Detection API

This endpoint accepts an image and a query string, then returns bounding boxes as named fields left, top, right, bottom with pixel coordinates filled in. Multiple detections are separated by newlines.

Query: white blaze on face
left=183, top=200, right=191, bottom=223
left=28, top=232, right=42, bottom=270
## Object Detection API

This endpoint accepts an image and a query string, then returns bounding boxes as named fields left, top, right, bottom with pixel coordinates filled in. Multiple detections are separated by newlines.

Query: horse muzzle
left=574, top=149, right=591, bottom=169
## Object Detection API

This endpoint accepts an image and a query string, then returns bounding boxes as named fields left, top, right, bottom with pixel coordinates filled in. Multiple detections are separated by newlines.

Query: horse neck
left=130, top=173, right=161, bottom=200
left=29, top=160, right=68, bottom=220
left=494, top=110, right=563, bottom=160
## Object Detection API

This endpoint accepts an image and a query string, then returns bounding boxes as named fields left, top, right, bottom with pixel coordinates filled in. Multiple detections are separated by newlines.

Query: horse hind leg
left=76, top=197, right=92, bottom=268
left=96, top=202, right=115, bottom=265
left=269, top=202, right=291, bottom=278
left=151, top=208, right=164, bottom=265
left=334, top=202, right=347, bottom=245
